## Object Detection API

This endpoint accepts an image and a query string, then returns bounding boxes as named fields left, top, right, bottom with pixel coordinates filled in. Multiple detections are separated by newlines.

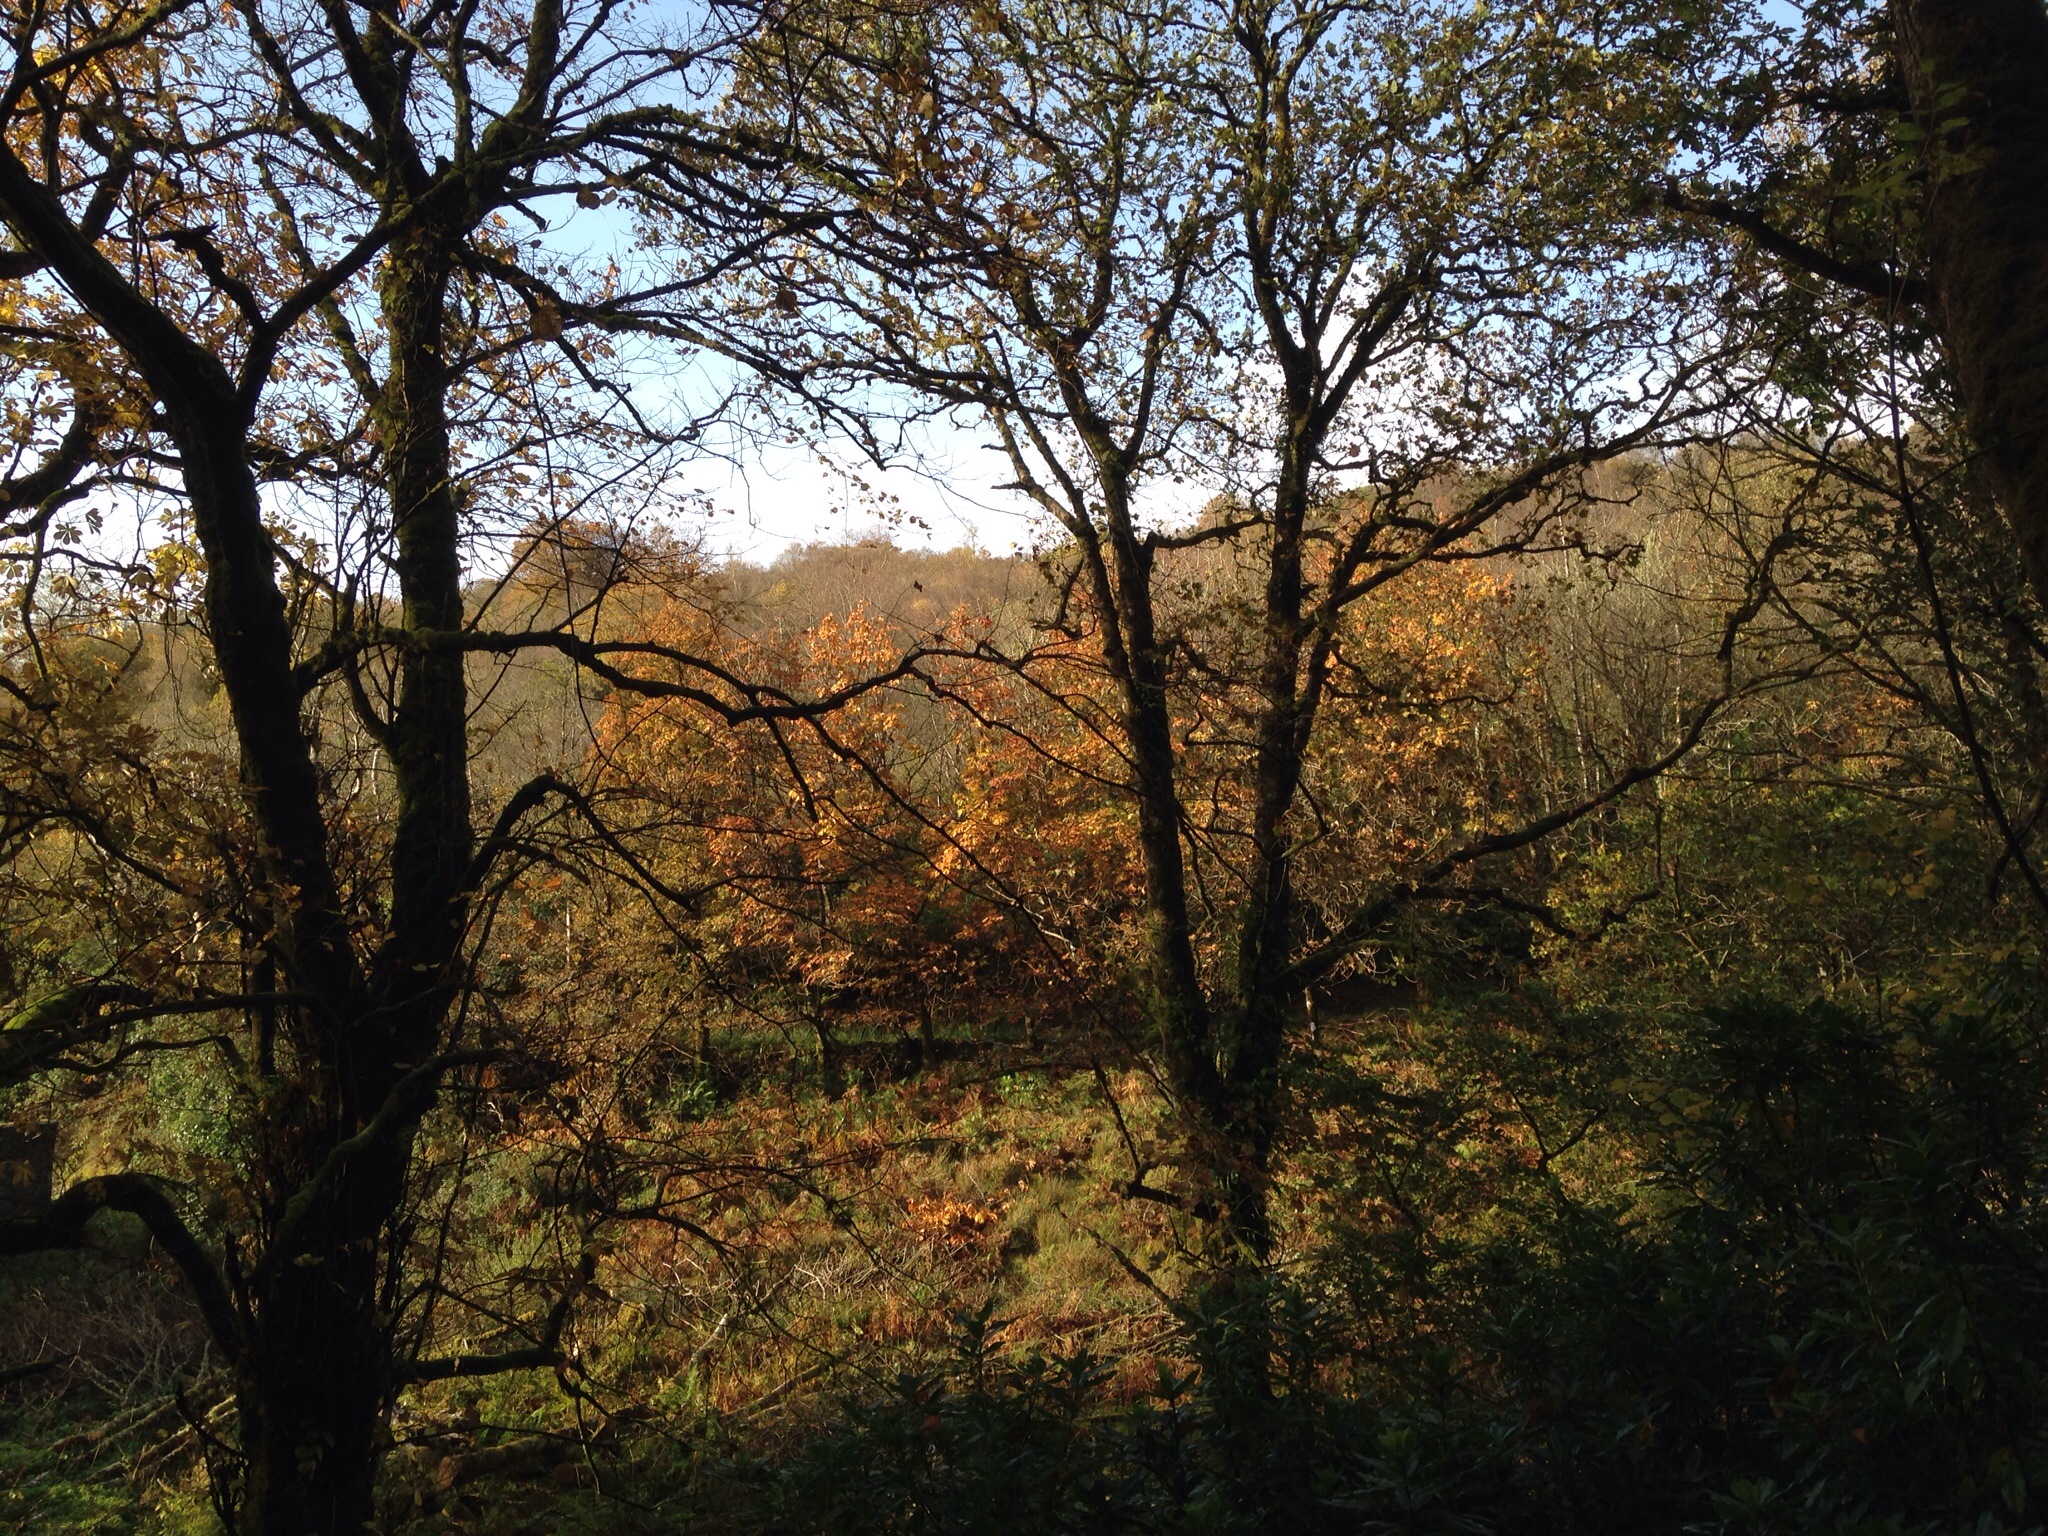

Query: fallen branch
left=434, top=1434, right=577, bottom=1493
left=0, top=1354, right=69, bottom=1389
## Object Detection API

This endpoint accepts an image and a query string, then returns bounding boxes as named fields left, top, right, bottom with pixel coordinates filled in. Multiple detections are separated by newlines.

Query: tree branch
left=400, top=1248, right=594, bottom=1383
left=1663, top=186, right=1931, bottom=308
left=0, top=1174, right=241, bottom=1350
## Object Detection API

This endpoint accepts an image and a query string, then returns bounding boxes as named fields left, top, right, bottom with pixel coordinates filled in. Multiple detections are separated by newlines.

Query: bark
left=370, top=226, right=473, bottom=1058
left=234, top=1261, right=388, bottom=1536
left=434, top=1434, right=576, bottom=1493
left=0, top=1174, right=241, bottom=1347
left=1077, top=465, right=1235, bottom=1230
left=1893, top=0, right=2048, bottom=608
left=1214, top=437, right=1316, bottom=1266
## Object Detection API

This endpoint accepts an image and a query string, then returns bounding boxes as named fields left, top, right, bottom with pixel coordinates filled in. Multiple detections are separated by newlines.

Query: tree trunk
left=234, top=1257, right=388, bottom=1535
left=1215, top=441, right=1317, bottom=1267
left=1080, top=475, right=1241, bottom=1241
left=374, top=227, right=473, bottom=1028
left=215, top=224, right=479, bottom=1536
left=1894, top=0, right=2048, bottom=607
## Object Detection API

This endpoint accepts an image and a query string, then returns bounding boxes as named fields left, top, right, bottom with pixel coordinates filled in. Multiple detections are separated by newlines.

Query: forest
left=2, top=0, right=2047, bottom=1532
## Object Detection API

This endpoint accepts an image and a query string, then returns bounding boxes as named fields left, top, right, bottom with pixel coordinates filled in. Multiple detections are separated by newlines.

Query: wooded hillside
left=3, top=1, right=2047, bottom=1533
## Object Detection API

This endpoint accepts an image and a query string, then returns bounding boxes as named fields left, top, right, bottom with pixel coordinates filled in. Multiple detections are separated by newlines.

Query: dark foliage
left=710, top=986, right=2048, bottom=1536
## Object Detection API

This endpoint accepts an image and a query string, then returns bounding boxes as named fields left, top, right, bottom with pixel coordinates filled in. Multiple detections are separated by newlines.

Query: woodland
left=2, top=0, right=2047, bottom=1532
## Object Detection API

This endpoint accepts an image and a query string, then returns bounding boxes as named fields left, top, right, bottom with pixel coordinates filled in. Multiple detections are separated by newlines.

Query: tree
left=1665, top=0, right=2048, bottom=606
left=0, top=1, right=909, bottom=1528
left=675, top=0, right=1773, bottom=1264
left=1658, top=0, right=2048, bottom=921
